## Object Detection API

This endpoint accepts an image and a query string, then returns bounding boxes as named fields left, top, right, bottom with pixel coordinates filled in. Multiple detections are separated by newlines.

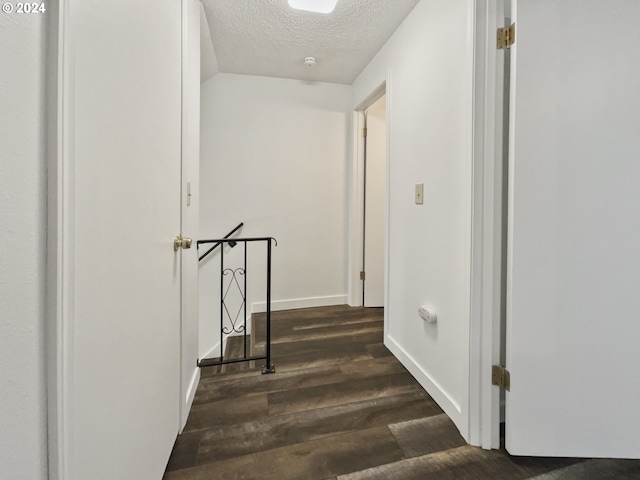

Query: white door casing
left=50, top=0, right=183, bottom=477
left=180, top=0, right=202, bottom=431
left=468, top=0, right=506, bottom=450
left=349, top=81, right=388, bottom=309
left=505, top=0, right=640, bottom=458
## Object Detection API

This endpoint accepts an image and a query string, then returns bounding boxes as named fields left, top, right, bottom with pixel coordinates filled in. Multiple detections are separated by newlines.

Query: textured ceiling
left=200, top=0, right=420, bottom=85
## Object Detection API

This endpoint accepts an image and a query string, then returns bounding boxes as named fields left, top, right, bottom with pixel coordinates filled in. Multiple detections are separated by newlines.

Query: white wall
left=0, top=11, right=48, bottom=480
left=199, top=73, right=352, bottom=357
left=352, top=0, right=475, bottom=438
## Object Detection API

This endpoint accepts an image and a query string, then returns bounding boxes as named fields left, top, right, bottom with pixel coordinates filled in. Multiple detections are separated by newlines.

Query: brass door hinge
left=492, top=365, right=511, bottom=391
left=360, top=271, right=366, bottom=280
left=361, top=127, right=368, bottom=138
left=497, top=23, right=515, bottom=50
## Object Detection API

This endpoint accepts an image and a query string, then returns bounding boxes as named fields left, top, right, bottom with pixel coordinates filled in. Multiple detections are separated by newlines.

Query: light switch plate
left=415, top=183, right=424, bottom=205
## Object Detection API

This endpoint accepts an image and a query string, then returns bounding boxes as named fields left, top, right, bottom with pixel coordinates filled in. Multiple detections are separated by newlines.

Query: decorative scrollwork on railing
left=221, top=267, right=246, bottom=335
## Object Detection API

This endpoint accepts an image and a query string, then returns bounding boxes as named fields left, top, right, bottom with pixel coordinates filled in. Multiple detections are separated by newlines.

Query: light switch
left=415, top=183, right=424, bottom=205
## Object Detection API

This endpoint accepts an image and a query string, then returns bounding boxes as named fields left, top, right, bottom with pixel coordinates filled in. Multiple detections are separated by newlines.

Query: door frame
left=179, top=0, right=201, bottom=432
left=468, top=0, right=506, bottom=449
left=348, top=80, right=389, bottom=319
left=46, top=2, right=67, bottom=476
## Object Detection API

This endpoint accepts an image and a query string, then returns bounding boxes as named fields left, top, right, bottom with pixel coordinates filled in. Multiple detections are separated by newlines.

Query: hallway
left=163, top=306, right=640, bottom=479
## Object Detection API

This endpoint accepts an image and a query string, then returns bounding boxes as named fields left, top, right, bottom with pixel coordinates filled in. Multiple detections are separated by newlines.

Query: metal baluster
left=262, top=239, right=275, bottom=374
left=220, top=240, right=224, bottom=363
left=243, top=241, right=247, bottom=359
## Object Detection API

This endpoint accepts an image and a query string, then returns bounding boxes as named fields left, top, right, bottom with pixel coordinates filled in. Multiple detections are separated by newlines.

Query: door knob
left=174, top=236, right=193, bottom=251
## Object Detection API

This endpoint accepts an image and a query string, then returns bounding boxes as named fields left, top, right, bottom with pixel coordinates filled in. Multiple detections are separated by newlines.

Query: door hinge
left=361, top=127, right=368, bottom=138
left=497, top=23, right=515, bottom=50
left=360, top=271, right=366, bottom=280
left=492, top=365, right=511, bottom=391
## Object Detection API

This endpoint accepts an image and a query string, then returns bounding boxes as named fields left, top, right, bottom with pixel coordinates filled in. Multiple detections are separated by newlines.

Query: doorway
left=362, top=94, right=387, bottom=307
left=349, top=82, right=388, bottom=310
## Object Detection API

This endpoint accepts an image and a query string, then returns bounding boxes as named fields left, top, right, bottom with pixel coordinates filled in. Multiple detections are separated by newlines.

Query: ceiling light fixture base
left=288, top=0, right=339, bottom=14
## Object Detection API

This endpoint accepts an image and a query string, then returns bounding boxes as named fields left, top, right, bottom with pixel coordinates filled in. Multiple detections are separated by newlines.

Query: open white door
left=506, top=0, right=640, bottom=458
left=363, top=95, right=387, bottom=307
left=53, top=0, right=183, bottom=478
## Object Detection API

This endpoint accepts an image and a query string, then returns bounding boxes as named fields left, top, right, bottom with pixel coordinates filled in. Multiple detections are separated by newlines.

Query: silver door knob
left=174, top=236, right=193, bottom=251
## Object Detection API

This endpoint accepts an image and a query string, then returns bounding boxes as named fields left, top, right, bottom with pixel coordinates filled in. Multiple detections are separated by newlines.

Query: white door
left=180, top=0, right=201, bottom=431
left=363, top=95, right=387, bottom=307
left=57, top=0, right=183, bottom=477
left=505, top=0, right=640, bottom=458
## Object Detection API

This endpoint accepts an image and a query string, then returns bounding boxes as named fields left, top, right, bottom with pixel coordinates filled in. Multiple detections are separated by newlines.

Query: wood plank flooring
left=164, top=305, right=640, bottom=480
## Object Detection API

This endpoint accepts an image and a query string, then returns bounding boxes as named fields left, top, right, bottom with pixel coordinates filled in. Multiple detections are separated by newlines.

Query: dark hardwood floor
left=164, top=305, right=640, bottom=480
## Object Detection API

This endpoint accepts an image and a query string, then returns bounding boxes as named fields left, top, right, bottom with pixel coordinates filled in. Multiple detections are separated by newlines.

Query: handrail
left=197, top=222, right=244, bottom=262
left=198, top=236, right=278, bottom=245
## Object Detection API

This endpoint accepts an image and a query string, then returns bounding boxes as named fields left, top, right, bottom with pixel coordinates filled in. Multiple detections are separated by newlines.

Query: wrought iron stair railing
left=197, top=232, right=277, bottom=374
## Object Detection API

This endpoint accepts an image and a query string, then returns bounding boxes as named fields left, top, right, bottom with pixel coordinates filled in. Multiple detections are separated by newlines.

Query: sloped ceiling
left=200, top=2, right=219, bottom=83
left=200, top=0, right=420, bottom=85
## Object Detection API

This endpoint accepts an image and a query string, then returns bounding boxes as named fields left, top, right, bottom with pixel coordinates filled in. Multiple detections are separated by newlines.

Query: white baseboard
left=252, top=295, right=348, bottom=313
left=385, top=334, right=468, bottom=441
left=180, top=367, right=201, bottom=433
left=185, top=368, right=200, bottom=406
